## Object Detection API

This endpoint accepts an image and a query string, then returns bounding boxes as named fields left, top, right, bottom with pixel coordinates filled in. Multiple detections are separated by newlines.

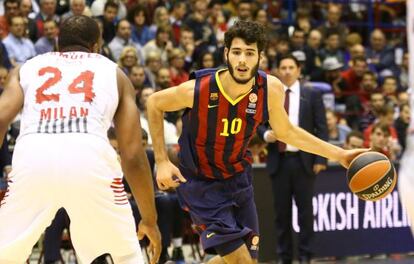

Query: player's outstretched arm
left=0, top=66, right=24, bottom=144
left=267, top=75, right=368, bottom=168
left=113, top=68, right=161, bottom=264
left=146, top=81, right=194, bottom=189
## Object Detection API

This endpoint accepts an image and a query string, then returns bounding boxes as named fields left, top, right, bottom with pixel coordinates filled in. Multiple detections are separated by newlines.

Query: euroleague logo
left=246, top=93, right=258, bottom=114
left=250, top=235, right=259, bottom=251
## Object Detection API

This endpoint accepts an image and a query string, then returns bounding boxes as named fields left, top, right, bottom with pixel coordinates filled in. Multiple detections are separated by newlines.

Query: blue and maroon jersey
left=178, top=68, right=269, bottom=180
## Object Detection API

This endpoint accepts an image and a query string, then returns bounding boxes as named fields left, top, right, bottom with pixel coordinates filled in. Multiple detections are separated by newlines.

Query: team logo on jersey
left=249, top=93, right=258, bottom=103
left=210, top=93, right=219, bottom=101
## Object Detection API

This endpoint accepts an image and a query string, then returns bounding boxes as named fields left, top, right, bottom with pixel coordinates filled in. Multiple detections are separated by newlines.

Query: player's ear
left=92, top=42, right=100, bottom=54
left=224, top=47, right=229, bottom=61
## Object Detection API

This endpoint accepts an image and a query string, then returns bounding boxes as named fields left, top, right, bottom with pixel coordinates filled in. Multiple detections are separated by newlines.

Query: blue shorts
left=177, top=167, right=259, bottom=258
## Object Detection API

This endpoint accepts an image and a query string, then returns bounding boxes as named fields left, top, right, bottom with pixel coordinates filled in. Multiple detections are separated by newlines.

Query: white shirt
left=284, top=80, right=300, bottom=151
left=264, top=80, right=300, bottom=152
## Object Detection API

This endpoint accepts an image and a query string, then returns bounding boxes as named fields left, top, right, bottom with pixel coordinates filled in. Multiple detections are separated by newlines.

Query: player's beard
left=227, top=56, right=260, bottom=85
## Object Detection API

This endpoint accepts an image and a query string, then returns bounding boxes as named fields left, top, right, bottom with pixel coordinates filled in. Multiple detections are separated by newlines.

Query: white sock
left=172, top=237, right=183, bottom=248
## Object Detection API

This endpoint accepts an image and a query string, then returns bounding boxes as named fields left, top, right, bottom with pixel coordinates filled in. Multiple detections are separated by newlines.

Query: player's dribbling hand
left=338, top=148, right=370, bottom=169
left=156, top=161, right=187, bottom=190
left=137, top=220, right=162, bottom=264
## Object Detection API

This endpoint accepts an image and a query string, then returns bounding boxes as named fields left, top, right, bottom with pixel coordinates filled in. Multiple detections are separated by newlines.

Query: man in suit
left=258, top=54, right=328, bottom=264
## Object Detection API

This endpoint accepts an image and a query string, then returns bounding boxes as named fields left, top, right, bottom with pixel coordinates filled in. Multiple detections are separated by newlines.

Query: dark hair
left=346, top=130, right=364, bottom=142
left=4, top=0, right=19, bottom=9
left=58, top=15, right=100, bottom=51
left=115, top=19, right=129, bottom=32
left=276, top=54, right=300, bottom=68
left=104, top=0, right=119, bottom=11
left=127, top=4, right=148, bottom=26
left=371, top=122, right=390, bottom=136
left=224, top=20, right=267, bottom=53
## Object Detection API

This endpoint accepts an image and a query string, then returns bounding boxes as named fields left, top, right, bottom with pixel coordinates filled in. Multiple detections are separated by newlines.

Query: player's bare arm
left=0, top=66, right=24, bottom=143
left=113, top=68, right=161, bottom=264
left=147, top=80, right=195, bottom=189
left=267, top=75, right=367, bottom=168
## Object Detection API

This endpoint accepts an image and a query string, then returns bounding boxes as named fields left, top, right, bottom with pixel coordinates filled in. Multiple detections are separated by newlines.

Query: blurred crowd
left=0, top=0, right=410, bottom=262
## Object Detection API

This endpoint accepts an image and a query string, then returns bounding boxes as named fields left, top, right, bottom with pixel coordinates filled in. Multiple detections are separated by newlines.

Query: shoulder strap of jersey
left=189, top=68, right=218, bottom=80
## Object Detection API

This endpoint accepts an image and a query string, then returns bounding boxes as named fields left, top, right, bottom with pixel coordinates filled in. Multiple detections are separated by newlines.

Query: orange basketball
left=347, top=151, right=397, bottom=201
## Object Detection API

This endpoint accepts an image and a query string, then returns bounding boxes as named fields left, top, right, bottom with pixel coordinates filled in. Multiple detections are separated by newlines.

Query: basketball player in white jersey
left=401, top=0, right=414, bottom=237
left=0, top=16, right=161, bottom=264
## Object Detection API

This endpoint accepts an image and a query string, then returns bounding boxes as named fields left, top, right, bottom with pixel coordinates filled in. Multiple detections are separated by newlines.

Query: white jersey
left=18, top=52, right=118, bottom=140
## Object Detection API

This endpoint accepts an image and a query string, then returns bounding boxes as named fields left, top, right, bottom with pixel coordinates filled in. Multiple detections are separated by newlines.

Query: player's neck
left=220, top=70, right=254, bottom=98
left=59, top=45, right=91, bottom=53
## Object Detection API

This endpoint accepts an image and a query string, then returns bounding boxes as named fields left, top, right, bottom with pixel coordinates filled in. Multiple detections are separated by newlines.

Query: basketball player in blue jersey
left=147, top=20, right=368, bottom=264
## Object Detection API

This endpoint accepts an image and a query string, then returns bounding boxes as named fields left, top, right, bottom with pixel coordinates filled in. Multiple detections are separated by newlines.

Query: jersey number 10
left=35, top=66, right=96, bottom=104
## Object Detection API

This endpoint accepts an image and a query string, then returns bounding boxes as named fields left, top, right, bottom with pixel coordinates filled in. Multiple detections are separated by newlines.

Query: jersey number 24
left=35, top=66, right=96, bottom=104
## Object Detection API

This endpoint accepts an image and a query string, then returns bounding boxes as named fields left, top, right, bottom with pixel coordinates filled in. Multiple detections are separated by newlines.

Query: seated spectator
left=142, top=24, right=174, bottom=66
left=117, top=45, right=140, bottom=74
left=61, top=0, right=87, bottom=21
left=0, top=0, right=20, bottom=39
left=326, top=109, right=351, bottom=146
left=363, top=104, right=399, bottom=150
left=128, top=65, right=146, bottom=98
left=343, top=130, right=364, bottom=149
left=196, top=50, right=215, bottom=69
left=394, top=103, right=410, bottom=152
left=168, top=48, right=189, bottom=86
left=381, top=76, right=398, bottom=106
left=359, top=91, right=386, bottom=131
left=366, top=29, right=396, bottom=75
left=97, top=0, right=118, bottom=44
left=319, top=31, right=345, bottom=64
left=34, top=19, right=58, bottom=54
left=3, top=15, right=36, bottom=66
left=127, top=4, right=152, bottom=46
left=108, top=19, right=144, bottom=62
left=369, top=122, right=400, bottom=161
left=33, top=0, right=60, bottom=41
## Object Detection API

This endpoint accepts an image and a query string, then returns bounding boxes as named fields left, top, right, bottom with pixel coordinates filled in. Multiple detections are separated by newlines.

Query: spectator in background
left=128, top=65, right=147, bottom=99
left=155, top=67, right=172, bottom=91
left=20, top=0, right=38, bottom=43
left=382, top=76, right=398, bottom=106
left=148, top=6, right=170, bottom=41
left=196, top=50, right=215, bottom=69
left=3, top=15, right=36, bottom=66
left=142, top=24, right=174, bottom=66
left=34, top=0, right=60, bottom=41
left=358, top=70, right=379, bottom=107
left=108, top=19, right=144, bottom=62
left=127, top=4, right=152, bottom=46
left=306, top=29, right=323, bottom=69
left=248, top=135, right=267, bottom=164
left=97, top=0, right=118, bottom=43
left=369, top=122, right=398, bottom=161
left=138, top=86, right=178, bottom=146
left=34, top=19, right=58, bottom=54
left=0, top=0, right=20, bottom=39
left=61, top=0, right=86, bottom=21
left=346, top=43, right=365, bottom=68
left=227, top=0, right=253, bottom=28
left=91, top=0, right=126, bottom=19
left=117, top=46, right=140, bottom=74
left=169, top=0, right=187, bottom=45
left=207, top=0, right=228, bottom=47
left=359, top=91, right=386, bottom=131
left=366, top=29, right=396, bottom=75
left=184, top=0, right=216, bottom=48
left=176, top=26, right=195, bottom=71
left=319, top=31, right=345, bottom=64
left=326, top=109, right=351, bottom=146
left=144, top=50, right=162, bottom=88
left=93, top=17, right=114, bottom=61
left=317, top=3, right=349, bottom=48
left=0, top=42, right=12, bottom=69
left=394, top=103, right=410, bottom=152
left=397, top=52, right=409, bottom=91
left=318, top=57, right=346, bottom=104
left=168, top=48, right=189, bottom=86
left=343, top=130, right=364, bottom=150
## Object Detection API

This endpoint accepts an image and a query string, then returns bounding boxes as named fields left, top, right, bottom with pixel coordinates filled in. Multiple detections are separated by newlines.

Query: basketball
left=347, top=151, right=397, bottom=201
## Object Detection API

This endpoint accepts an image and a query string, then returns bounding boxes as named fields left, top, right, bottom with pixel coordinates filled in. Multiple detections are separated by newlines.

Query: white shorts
left=0, top=134, right=143, bottom=263
left=399, top=136, right=414, bottom=236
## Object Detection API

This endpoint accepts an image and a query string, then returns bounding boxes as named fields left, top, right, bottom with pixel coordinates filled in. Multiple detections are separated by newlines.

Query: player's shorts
left=399, top=135, right=414, bottom=236
left=0, top=134, right=143, bottom=263
left=177, top=166, right=259, bottom=258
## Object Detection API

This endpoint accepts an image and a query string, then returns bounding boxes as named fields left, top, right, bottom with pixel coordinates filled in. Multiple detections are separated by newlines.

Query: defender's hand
left=137, top=220, right=161, bottom=264
left=156, top=161, right=187, bottom=190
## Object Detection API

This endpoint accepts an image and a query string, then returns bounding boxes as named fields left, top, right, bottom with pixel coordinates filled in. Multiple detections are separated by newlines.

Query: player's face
left=226, top=38, right=260, bottom=85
